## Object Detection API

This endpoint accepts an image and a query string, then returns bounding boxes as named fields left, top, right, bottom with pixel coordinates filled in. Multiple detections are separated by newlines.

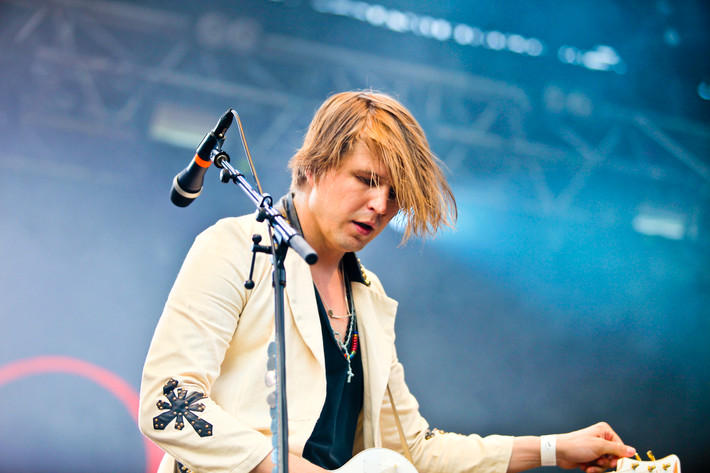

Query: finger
left=582, top=455, right=611, bottom=473
left=596, top=421, right=623, bottom=443
left=606, top=442, right=637, bottom=459
left=593, top=436, right=636, bottom=460
left=595, top=455, right=614, bottom=470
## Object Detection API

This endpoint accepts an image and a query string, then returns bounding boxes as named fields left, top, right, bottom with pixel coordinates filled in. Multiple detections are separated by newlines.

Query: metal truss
left=1, top=0, right=708, bottom=229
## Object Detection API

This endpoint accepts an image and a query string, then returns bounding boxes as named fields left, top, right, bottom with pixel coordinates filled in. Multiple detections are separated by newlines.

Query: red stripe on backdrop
left=0, top=355, right=163, bottom=473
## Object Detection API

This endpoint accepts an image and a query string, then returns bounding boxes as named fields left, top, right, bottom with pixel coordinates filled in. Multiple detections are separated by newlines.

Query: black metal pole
left=271, top=243, right=289, bottom=473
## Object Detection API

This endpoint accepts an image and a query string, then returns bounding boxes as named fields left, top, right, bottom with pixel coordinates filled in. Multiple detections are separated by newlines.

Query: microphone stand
left=208, top=110, right=318, bottom=473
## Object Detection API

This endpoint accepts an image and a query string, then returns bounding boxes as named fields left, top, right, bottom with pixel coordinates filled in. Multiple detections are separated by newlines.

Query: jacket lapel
left=353, top=282, right=398, bottom=449
left=284, top=248, right=325, bottom=369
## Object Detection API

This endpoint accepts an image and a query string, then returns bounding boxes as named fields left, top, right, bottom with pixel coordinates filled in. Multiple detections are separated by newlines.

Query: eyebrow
left=353, top=169, right=391, bottom=184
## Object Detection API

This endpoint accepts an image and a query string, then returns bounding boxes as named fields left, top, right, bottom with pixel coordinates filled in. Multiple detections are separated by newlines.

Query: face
left=300, top=142, right=400, bottom=261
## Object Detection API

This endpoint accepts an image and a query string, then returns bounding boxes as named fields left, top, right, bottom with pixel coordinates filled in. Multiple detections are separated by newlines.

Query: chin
left=340, top=238, right=370, bottom=253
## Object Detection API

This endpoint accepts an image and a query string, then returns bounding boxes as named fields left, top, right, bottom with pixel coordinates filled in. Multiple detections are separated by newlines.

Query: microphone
left=170, top=110, right=234, bottom=207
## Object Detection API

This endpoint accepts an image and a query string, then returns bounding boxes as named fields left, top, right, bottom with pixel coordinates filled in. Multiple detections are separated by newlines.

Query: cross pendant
left=346, top=364, right=354, bottom=383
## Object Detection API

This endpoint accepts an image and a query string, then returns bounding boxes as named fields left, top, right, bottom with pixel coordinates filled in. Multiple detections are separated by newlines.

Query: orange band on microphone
left=194, top=154, right=212, bottom=168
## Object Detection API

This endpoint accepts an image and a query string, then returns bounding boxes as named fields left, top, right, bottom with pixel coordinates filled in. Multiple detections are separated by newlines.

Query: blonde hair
left=289, top=90, right=456, bottom=241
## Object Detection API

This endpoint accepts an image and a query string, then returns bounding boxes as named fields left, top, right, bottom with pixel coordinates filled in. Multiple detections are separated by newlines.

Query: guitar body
left=333, top=448, right=418, bottom=473
left=616, top=454, right=681, bottom=473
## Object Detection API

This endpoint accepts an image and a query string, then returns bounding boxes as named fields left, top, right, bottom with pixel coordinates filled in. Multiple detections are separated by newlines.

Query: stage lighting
left=632, top=206, right=687, bottom=240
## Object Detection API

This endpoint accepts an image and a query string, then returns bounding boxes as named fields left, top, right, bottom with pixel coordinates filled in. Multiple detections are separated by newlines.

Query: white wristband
left=540, top=434, right=557, bottom=467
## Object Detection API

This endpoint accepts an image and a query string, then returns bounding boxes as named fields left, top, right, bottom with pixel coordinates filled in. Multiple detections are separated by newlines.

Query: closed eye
left=356, top=173, right=397, bottom=203
left=357, top=175, right=378, bottom=187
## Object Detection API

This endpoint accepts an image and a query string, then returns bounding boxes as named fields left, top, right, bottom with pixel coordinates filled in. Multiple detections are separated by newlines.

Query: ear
left=305, top=169, right=316, bottom=189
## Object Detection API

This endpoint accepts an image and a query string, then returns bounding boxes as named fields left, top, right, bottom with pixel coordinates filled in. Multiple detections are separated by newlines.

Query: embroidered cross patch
left=153, top=378, right=213, bottom=437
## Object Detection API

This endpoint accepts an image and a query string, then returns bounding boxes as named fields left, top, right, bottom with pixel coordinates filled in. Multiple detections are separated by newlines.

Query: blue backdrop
left=0, top=1, right=708, bottom=471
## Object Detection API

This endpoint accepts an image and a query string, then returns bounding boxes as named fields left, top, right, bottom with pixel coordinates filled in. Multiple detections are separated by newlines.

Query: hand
left=556, top=422, right=636, bottom=473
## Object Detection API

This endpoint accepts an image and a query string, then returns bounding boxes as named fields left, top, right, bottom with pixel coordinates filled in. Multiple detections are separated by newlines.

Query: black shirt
left=301, top=289, right=364, bottom=469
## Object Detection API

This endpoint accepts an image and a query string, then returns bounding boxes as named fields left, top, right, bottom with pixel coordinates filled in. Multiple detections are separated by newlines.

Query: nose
left=367, top=186, right=391, bottom=215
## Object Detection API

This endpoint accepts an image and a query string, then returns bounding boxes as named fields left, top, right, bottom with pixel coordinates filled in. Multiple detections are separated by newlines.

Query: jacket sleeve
left=138, top=217, right=273, bottom=473
left=378, top=336, right=514, bottom=473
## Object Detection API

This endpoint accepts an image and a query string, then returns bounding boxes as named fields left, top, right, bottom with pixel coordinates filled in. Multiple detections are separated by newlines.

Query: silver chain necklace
left=328, top=266, right=358, bottom=383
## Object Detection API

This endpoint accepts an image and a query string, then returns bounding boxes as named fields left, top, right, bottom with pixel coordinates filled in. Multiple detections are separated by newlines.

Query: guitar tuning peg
left=647, top=451, right=656, bottom=461
left=647, top=465, right=656, bottom=472
left=662, top=463, right=671, bottom=470
left=632, top=462, right=639, bottom=470
left=635, top=453, right=643, bottom=461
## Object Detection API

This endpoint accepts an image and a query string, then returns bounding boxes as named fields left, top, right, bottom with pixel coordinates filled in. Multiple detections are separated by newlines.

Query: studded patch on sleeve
left=153, top=378, right=213, bottom=437
left=424, top=428, right=446, bottom=440
left=176, top=461, right=194, bottom=473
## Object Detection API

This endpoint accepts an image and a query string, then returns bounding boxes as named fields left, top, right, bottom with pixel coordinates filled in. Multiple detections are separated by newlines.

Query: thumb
left=599, top=439, right=636, bottom=459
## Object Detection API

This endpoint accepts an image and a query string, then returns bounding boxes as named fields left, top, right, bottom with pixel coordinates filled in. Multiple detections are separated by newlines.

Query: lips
left=353, top=221, right=374, bottom=235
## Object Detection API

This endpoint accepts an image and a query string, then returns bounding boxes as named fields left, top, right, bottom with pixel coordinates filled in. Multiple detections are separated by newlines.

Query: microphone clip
left=244, top=233, right=272, bottom=290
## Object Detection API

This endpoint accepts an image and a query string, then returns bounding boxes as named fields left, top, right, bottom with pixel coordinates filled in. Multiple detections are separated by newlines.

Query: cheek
left=381, top=208, right=399, bottom=227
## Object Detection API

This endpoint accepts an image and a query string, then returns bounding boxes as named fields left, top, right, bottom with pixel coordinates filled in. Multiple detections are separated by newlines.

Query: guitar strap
left=386, top=384, right=415, bottom=464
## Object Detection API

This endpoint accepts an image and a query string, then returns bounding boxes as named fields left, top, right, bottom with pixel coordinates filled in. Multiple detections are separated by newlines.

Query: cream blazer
left=139, top=216, right=513, bottom=473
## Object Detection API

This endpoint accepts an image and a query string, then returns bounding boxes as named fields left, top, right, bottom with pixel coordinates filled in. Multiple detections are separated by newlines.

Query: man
left=139, top=91, right=635, bottom=473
